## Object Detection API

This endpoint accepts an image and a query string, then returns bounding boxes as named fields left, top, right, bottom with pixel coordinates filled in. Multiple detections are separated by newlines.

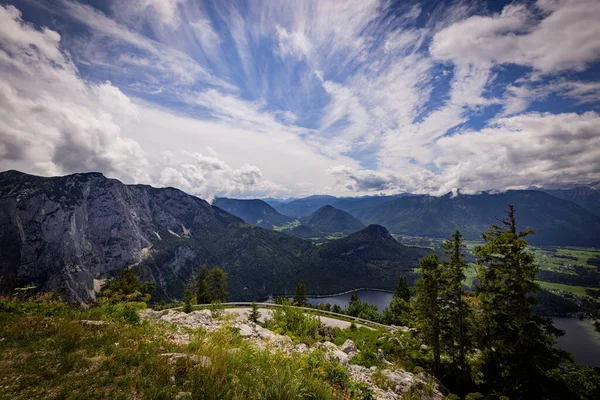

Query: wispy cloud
left=2, top=0, right=600, bottom=198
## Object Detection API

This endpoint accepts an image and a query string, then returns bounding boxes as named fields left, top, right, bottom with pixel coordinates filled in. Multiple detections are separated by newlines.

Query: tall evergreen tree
left=382, top=276, right=411, bottom=326
left=441, top=230, right=471, bottom=373
left=413, top=254, right=443, bottom=374
left=183, top=286, right=193, bottom=313
left=394, top=276, right=411, bottom=302
left=249, top=301, right=260, bottom=323
left=196, top=265, right=211, bottom=304
left=293, top=280, right=308, bottom=307
left=208, top=266, right=228, bottom=302
left=475, top=204, right=566, bottom=398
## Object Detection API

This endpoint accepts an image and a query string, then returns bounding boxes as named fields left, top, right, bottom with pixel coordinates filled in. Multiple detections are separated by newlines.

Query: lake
left=309, top=289, right=600, bottom=367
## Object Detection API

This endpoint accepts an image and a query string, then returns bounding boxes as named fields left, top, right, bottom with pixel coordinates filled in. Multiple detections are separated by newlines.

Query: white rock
left=341, top=339, right=357, bottom=354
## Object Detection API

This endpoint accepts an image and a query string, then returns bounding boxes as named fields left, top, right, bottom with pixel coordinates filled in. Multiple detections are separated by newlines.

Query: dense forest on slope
left=299, top=205, right=365, bottom=235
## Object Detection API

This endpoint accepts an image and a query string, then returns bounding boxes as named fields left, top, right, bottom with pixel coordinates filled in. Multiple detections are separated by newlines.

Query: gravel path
left=224, top=307, right=370, bottom=329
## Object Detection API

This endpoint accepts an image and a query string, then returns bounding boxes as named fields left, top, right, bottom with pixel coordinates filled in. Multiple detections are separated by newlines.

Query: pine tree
left=196, top=265, right=211, bottom=304
left=394, top=276, right=411, bottom=302
left=413, top=254, right=443, bottom=374
left=208, top=266, right=228, bottom=303
left=249, top=301, right=260, bottom=323
left=293, top=280, right=308, bottom=307
left=475, top=204, right=566, bottom=397
left=441, top=230, right=471, bottom=373
left=382, top=276, right=411, bottom=326
left=183, top=287, right=193, bottom=313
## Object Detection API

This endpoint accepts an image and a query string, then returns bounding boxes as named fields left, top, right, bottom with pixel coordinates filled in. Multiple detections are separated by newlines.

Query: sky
left=0, top=0, right=599, bottom=201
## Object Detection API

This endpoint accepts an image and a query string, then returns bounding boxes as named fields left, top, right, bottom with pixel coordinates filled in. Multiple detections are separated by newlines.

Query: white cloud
left=434, top=111, right=600, bottom=193
left=0, top=5, right=149, bottom=183
left=430, top=0, right=600, bottom=74
left=191, top=19, right=221, bottom=60
left=276, top=25, right=312, bottom=58
left=550, top=80, right=600, bottom=105
left=158, top=152, right=287, bottom=202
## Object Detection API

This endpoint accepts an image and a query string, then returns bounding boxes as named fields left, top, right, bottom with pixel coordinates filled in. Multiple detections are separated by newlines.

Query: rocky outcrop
left=139, top=308, right=445, bottom=400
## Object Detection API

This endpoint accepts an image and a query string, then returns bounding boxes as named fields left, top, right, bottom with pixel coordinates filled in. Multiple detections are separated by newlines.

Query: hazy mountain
left=212, top=197, right=295, bottom=229
left=270, top=194, right=408, bottom=217
left=0, top=171, right=424, bottom=302
left=271, top=195, right=339, bottom=217
left=543, top=187, right=600, bottom=216
left=299, top=205, right=365, bottom=235
left=351, top=191, right=600, bottom=246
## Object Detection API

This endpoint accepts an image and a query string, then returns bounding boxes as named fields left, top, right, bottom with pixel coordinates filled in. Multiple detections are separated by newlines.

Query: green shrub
left=264, top=304, right=321, bottom=343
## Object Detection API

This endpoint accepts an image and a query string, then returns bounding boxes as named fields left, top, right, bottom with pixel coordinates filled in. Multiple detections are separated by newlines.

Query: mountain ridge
left=0, top=170, right=424, bottom=303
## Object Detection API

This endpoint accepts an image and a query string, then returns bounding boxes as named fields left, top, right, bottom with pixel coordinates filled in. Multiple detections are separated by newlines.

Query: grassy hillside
left=0, top=296, right=373, bottom=400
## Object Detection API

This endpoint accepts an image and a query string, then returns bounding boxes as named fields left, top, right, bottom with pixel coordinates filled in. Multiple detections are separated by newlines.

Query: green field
left=536, top=281, right=590, bottom=298
left=272, top=219, right=301, bottom=231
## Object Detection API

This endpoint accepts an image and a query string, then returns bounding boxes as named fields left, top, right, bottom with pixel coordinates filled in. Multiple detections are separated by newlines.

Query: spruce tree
left=196, top=265, right=211, bottom=304
left=394, top=275, right=411, bottom=302
left=293, top=280, right=308, bottom=307
left=475, top=204, right=566, bottom=398
left=208, top=266, right=228, bottom=303
left=183, top=287, right=193, bottom=313
left=413, top=254, right=443, bottom=374
left=441, top=230, right=471, bottom=373
left=382, top=276, right=411, bottom=326
left=249, top=301, right=260, bottom=323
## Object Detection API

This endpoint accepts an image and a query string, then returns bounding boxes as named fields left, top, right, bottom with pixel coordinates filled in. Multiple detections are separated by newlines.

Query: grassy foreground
left=0, top=295, right=372, bottom=400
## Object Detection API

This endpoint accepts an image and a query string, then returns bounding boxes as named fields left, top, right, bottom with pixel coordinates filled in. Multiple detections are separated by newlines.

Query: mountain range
left=254, top=190, right=600, bottom=247
left=213, top=198, right=365, bottom=238
left=0, top=170, right=424, bottom=303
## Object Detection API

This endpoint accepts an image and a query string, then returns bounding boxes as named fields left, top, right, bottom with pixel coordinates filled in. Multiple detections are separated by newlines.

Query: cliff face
left=0, top=170, right=239, bottom=302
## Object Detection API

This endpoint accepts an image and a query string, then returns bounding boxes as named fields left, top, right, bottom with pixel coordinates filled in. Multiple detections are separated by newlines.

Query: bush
left=264, top=305, right=321, bottom=343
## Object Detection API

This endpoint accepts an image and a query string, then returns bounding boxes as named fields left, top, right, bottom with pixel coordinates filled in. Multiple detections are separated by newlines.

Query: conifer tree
left=382, top=276, right=411, bottom=326
left=183, top=286, right=193, bottom=313
left=293, top=280, right=308, bottom=307
left=208, top=266, right=228, bottom=302
left=441, top=230, right=471, bottom=373
left=249, top=301, right=260, bottom=323
left=475, top=204, right=566, bottom=398
left=413, top=254, right=443, bottom=374
left=394, top=275, right=411, bottom=302
left=196, top=264, right=211, bottom=304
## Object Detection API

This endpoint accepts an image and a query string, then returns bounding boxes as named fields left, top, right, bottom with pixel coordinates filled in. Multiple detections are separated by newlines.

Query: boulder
left=329, top=349, right=349, bottom=365
left=160, top=353, right=211, bottom=367
left=341, top=339, right=357, bottom=354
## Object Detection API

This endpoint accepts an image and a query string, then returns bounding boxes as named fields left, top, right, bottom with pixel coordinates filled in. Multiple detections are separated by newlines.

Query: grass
left=536, top=281, right=589, bottom=297
left=0, top=296, right=373, bottom=400
left=272, top=220, right=301, bottom=232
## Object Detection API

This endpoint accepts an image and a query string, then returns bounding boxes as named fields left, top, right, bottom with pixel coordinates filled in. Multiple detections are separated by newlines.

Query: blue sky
left=0, top=0, right=599, bottom=200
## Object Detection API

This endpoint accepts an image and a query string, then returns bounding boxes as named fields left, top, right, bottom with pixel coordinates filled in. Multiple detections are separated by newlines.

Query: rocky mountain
left=299, top=205, right=365, bottom=235
left=543, top=187, right=600, bottom=216
left=351, top=190, right=600, bottom=246
left=0, top=171, right=425, bottom=303
left=212, top=197, right=295, bottom=229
